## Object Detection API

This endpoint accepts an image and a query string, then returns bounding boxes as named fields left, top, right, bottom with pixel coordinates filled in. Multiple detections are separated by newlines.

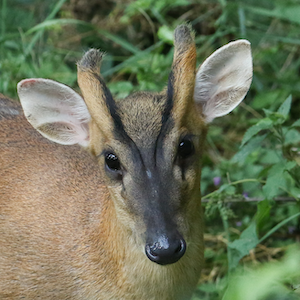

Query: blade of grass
left=243, top=4, right=300, bottom=25
left=249, top=30, right=300, bottom=46
left=1, top=0, right=6, bottom=37
left=0, top=32, right=24, bottom=44
left=102, top=40, right=164, bottom=77
left=238, top=5, right=246, bottom=37
left=258, top=212, right=300, bottom=244
left=27, top=19, right=141, bottom=55
left=24, top=0, right=68, bottom=56
left=26, top=18, right=88, bottom=34
left=97, top=28, right=141, bottom=54
left=1, top=0, right=7, bottom=53
left=151, top=8, right=167, bottom=25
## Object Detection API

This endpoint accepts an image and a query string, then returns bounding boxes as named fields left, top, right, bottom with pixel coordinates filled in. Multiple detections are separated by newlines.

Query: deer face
left=17, top=25, right=252, bottom=265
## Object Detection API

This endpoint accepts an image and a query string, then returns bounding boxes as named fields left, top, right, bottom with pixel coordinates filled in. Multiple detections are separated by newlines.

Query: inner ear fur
left=194, top=40, right=253, bottom=123
left=17, top=78, right=90, bottom=147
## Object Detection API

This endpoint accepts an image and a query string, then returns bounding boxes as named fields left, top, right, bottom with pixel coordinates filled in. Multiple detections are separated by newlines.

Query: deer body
left=0, top=94, right=203, bottom=300
left=0, top=25, right=252, bottom=299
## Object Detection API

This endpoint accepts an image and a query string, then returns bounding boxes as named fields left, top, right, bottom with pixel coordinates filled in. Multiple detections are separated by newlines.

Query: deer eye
left=177, top=138, right=195, bottom=160
left=105, top=152, right=121, bottom=172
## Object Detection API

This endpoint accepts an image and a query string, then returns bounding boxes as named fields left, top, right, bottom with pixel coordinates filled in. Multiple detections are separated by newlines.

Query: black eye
left=178, top=139, right=195, bottom=160
left=105, top=153, right=121, bottom=172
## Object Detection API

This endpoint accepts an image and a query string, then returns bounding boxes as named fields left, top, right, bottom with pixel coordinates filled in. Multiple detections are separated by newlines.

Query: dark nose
left=145, top=234, right=186, bottom=265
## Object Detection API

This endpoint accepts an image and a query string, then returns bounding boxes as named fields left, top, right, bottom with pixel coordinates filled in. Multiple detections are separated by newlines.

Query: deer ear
left=194, top=40, right=253, bottom=123
left=17, top=78, right=91, bottom=147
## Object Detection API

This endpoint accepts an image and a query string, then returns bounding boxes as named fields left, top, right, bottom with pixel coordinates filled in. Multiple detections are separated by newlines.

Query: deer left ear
left=17, top=78, right=91, bottom=147
left=194, top=40, right=253, bottom=123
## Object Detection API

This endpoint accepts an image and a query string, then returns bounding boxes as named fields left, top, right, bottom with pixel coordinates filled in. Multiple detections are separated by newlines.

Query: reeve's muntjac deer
left=0, top=25, right=252, bottom=299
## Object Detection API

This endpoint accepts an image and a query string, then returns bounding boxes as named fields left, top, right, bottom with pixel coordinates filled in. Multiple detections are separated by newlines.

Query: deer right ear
left=17, top=78, right=91, bottom=147
left=194, top=40, right=253, bottom=123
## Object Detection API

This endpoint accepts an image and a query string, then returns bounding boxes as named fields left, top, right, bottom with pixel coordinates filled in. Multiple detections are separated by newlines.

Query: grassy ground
left=1, top=0, right=300, bottom=299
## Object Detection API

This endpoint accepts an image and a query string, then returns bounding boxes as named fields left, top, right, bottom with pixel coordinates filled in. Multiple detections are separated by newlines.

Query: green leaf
left=223, top=246, right=300, bottom=300
left=290, top=187, right=300, bottom=200
left=277, top=95, right=292, bottom=118
left=284, top=128, right=300, bottom=146
left=255, top=199, right=271, bottom=230
left=292, top=119, right=300, bottom=128
left=263, top=163, right=285, bottom=199
left=197, top=283, right=218, bottom=293
left=262, top=161, right=297, bottom=199
left=157, top=25, right=174, bottom=44
left=231, top=134, right=267, bottom=164
left=227, top=222, right=258, bottom=270
left=262, top=108, right=274, bottom=118
left=224, top=185, right=236, bottom=196
left=240, top=118, right=273, bottom=147
left=108, top=81, right=134, bottom=99
left=260, top=95, right=292, bottom=125
left=216, top=183, right=230, bottom=193
left=286, top=160, right=297, bottom=171
left=251, top=90, right=287, bottom=110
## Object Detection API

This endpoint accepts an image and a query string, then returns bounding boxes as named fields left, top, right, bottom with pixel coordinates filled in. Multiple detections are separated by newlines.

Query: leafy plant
left=198, top=95, right=300, bottom=299
left=222, top=246, right=300, bottom=300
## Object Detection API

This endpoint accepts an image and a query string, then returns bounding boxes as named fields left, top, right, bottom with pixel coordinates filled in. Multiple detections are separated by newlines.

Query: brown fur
left=171, top=24, right=198, bottom=123
left=0, top=92, right=205, bottom=299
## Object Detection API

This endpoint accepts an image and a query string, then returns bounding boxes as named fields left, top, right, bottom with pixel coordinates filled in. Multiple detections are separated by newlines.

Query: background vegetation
left=1, top=0, right=300, bottom=299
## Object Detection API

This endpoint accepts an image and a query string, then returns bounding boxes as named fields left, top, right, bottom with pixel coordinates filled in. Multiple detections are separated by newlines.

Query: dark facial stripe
left=92, top=73, right=147, bottom=171
left=153, top=70, right=175, bottom=166
left=154, top=69, right=175, bottom=151
left=93, top=73, right=132, bottom=144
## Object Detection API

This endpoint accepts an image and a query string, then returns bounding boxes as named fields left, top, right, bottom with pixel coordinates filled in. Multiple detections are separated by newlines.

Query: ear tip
left=18, top=78, right=54, bottom=87
left=174, top=24, right=192, bottom=34
left=78, top=49, right=104, bottom=72
left=235, top=39, right=251, bottom=45
left=215, top=39, right=252, bottom=65
left=18, top=79, right=36, bottom=89
left=228, top=39, right=252, bottom=51
left=174, top=24, right=194, bottom=46
left=17, top=78, right=47, bottom=94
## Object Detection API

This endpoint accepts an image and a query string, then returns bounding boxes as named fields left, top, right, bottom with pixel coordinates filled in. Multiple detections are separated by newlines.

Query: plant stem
left=218, top=202, right=233, bottom=273
left=258, top=212, right=300, bottom=244
left=203, top=178, right=265, bottom=200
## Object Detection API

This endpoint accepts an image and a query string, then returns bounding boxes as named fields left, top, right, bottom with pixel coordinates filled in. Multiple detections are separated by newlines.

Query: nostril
left=175, top=239, right=184, bottom=253
left=177, top=238, right=186, bottom=257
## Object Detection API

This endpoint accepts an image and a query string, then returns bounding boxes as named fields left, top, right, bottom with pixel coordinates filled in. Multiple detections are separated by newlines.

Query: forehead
left=116, top=92, right=168, bottom=148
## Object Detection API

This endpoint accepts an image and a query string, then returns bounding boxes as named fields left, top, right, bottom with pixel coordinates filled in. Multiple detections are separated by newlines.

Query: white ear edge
left=194, top=40, right=253, bottom=123
left=17, top=78, right=91, bottom=147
